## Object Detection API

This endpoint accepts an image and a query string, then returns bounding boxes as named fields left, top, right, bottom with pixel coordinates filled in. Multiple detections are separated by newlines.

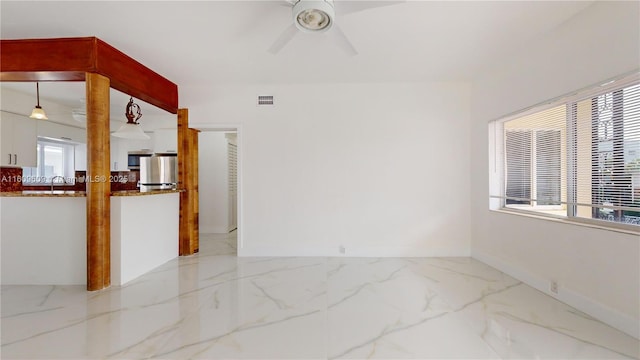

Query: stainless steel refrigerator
left=139, top=154, right=177, bottom=191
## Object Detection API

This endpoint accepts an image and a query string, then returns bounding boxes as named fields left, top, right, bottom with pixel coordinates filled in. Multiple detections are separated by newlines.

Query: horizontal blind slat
left=493, top=79, right=640, bottom=226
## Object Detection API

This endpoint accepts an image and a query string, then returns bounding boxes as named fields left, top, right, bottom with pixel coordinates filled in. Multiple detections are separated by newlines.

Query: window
left=22, top=138, right=75, bottom=184
left=490, top=74, right=640, bottom=228
left=505, top=129, right=563, bottom=207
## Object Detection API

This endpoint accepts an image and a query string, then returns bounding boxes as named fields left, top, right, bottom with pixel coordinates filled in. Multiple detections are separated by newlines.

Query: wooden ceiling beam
left=0, top=37, right=178, bottom=114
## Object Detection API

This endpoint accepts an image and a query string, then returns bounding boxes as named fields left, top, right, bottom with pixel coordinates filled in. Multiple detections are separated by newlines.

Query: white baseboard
left=237, top=245, right=469, bottom=258
left=472, top=250, right=639, bottom=340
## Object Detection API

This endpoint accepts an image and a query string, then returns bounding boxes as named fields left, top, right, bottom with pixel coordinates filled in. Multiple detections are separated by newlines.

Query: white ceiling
left=1, top=0, right=594, bottom=111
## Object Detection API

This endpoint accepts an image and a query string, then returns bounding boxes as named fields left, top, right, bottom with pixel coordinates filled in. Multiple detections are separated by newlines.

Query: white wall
left=199, top=131, right=231, bottom=233
left=185, top=82, right=471, bottom=257
left=470, top=1, right=640, bottom=338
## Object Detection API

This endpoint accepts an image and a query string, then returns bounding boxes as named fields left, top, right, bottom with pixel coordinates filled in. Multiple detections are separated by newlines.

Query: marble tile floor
left=1, top=232, right=638, bottom=360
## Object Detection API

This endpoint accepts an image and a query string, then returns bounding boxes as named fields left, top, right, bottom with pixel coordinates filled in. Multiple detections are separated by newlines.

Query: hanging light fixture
left=29, top=82, right=48, bottom=120
left=112, top=97, right=150, bottom=140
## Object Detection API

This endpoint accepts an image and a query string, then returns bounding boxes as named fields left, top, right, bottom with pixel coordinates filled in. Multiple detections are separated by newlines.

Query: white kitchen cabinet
left=77, top=138, right=129, bottom=172
left=125, top=137, right=153, bottom=153
left=109, top=135, right=153, bottom=171
left=0, top=111, right=37, bottom=167
left=153, top=128, right=177, bottom=153
left=110, top=137, right=129, bottom=171
left=74, top=143, right=87, bottom=171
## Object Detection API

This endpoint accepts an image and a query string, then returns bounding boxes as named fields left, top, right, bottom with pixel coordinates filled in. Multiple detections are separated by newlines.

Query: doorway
left=197, top=127, right=240, bottom=256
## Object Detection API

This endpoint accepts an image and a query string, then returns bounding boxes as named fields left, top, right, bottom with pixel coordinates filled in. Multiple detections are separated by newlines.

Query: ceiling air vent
left=257, top=95, right=274, bottom=106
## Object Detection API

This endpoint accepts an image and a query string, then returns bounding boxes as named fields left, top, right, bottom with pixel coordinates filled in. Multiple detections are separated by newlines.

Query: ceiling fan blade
left=268, top=24, right=299, bottom=54
left=279, top=0, right=296, bottom=7
left=331, top=25, right=358, bottom=56
left=335, top=0, right=405, bottom=15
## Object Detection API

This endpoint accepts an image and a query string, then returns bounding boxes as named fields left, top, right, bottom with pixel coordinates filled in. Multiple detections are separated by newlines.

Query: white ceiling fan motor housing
left=293, top=0, right=335, bottom=33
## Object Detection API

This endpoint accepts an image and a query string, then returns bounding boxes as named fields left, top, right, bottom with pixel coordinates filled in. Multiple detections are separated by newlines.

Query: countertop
left=0, top=191, right=87, bottom=197
left=111, top=189, right=183, bottom=197
left=1, top=189, right=183, bottom=197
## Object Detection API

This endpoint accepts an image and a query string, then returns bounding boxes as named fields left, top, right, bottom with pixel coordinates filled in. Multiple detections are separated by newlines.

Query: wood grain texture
left=0, top=37, right=178, bottom=113
left=0, top=37, right=95, bottom=73
left=95, top=39, right=178, bottom=114
left=189, top=128, right=200, bottom=253
left=177, top=108, right=193, bottom=255
left=86, top=73, right=111, bottom=291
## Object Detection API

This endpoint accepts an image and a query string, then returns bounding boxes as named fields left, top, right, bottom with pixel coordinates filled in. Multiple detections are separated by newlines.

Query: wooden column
left=178, top=108, right=196, bottom=255
left=86, top=73, right=111, bottom=291
left=189, top=128, right=200, bottom=253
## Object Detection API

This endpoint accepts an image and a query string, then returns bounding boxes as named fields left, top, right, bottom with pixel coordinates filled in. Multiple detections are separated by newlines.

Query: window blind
left=490, top=74, right=640, bottom=227
left=503, top=105, right=566, bottom=209
left=572, top=83, right=640, bottom=222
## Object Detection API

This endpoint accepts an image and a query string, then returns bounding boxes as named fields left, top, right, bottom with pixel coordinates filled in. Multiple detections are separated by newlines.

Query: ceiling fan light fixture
left=297, top=9, right=330, bottom=31
left=293, top=0, right=334, bottom=33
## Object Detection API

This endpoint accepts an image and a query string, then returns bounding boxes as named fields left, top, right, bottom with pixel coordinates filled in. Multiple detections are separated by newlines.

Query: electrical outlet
left=550, top=280, right=558, bottom=294
left=339, top=246, right=346, bottom=254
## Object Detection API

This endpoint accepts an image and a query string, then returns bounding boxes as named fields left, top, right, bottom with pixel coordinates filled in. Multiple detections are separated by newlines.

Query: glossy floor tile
left=1, top=232, right=638, bottom=359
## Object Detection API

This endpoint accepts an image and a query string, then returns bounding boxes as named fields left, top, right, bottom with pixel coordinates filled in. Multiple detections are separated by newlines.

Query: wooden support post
left=189, top=128, right=200, bottom=253
left=178, top=108, right=195, bottom=255
left=86, top=73, right=111, bottom=291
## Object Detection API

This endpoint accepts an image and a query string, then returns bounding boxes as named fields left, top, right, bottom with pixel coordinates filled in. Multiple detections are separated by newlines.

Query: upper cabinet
left=153, top=128, right=177, bottom=153
left=0, top=111, right=37, bottom=167
left=123, top=137, right=153, bottom=153
left=110, top=137, right=129, bottom=171
left=74, top=143, right=87, bottom=171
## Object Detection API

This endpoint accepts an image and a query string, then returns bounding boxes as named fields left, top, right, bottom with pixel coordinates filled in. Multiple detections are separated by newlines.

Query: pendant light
left=29, top=82, right=48, bottom=120
left=112, top=97, right=150, bottom=140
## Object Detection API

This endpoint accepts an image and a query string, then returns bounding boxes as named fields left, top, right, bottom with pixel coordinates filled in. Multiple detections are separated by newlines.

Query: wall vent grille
left=257, top=95, right=274, bottom=106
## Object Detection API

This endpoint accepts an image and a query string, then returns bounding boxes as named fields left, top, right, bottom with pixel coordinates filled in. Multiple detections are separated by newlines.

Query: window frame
left=489, top=72, right=640, bottom=233
left=22, top=137, right=76, bottom=185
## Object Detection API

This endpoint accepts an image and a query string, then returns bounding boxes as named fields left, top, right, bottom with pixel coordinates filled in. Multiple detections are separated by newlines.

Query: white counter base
left=0, top=197, right=87, bottom=285
left=1, top=192, right=179, bottom=286
left=111, top=192, right=179, bottom=285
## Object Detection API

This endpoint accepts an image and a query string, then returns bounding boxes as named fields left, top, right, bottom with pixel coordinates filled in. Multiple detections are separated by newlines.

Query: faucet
left=50, top=176, right=67, bottom=192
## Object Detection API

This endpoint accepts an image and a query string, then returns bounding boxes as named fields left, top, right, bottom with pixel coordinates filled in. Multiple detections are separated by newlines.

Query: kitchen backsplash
left=0, top=167, right=24, bottom=192
left=0, top=167, right=140, bottom=192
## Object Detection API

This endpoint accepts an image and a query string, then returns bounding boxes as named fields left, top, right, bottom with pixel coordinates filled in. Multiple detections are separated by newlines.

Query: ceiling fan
left=268, top=0, right=404, bottom=56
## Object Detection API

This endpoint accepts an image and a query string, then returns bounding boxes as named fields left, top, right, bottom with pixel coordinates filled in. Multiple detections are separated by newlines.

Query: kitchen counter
left=0, top=189, right=183, bottom=197
left=1, top=189, right=180, bottom=286
left=0, top=190, right=87, bottom=197
left=111, top=189, right=183, bottom=197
